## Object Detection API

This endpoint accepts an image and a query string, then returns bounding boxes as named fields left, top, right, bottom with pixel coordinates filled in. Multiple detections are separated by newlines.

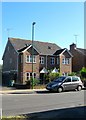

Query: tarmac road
left=2, top=89, right=86, bottom=118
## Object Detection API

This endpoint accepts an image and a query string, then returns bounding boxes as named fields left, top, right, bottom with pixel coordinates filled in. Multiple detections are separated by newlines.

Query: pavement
left=1, top=86, right=85, bottom=94
left=0, top=86, right=46, bottom=94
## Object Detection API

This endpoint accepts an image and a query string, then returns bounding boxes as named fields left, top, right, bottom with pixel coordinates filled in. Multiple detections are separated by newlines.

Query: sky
left=1, top=1, right=84, bottom=64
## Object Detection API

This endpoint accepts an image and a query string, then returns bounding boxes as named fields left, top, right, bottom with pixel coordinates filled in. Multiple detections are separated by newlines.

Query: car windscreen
left=54, top=76, right=66, bottom=82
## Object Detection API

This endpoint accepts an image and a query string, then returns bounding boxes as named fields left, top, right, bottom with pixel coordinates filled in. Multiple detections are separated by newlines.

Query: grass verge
left=2, top=115, right=27, bottom=120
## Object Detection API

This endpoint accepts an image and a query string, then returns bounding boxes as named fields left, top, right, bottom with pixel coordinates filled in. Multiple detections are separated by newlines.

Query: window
left=62, top=58, right=65, bottom=64
left=50, top=57, right=55, bottom=65
left=57, top=57, right=59, bottom=64
left=64, top=78, right=71, bottom=82
left=62, top=58, right=70, bottom=64
left=72, top=77, right=79, bottom=82
left=40, top=57, right=44, bottom=64
left=65, top=58, right=70, bottom=64
left=26, top=73, right=30, bottom=80
left=26, top=72, right=36, bottom=80
left=26, top=55, right=36, bottom=63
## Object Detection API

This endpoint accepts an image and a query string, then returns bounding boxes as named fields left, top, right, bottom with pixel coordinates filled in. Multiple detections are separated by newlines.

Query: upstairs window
left=26, top=55, right=36, bottom=63
left=50, top=57, right=55, bottom=65
left=62, top=58, right=70, bottom=64
left=40, top=57, right=44, bottom=64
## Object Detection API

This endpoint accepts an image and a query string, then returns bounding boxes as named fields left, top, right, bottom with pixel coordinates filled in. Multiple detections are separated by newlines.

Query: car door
left=62, top=77, right=72, bottom=90
left=71, top=77, right=79, bottom=89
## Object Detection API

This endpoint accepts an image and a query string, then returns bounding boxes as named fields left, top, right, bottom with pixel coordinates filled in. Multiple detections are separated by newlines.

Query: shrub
left=49, top=72, right=61, bottom=82
left=68, top=72, right=76, bottom=76
left=30, top=78, right=40, bottom=86
left=80, top=67, right=86, bottom=78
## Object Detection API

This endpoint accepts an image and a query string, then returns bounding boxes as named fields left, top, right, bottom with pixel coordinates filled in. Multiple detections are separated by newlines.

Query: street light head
left=32, top=22, right=36, bottom=25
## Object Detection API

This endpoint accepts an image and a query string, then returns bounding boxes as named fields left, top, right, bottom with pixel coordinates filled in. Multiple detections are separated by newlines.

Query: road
left=2, top=90, right=85, bottom=116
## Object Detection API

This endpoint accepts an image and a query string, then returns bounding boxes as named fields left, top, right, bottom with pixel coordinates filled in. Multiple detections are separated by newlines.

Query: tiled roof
left=77, top=48, right=86, bottom=56
left=54, top=48, right=65, bottom=55
left=9, top=38, right=61, bottom=55
left=54, top=48, right=73, bottom=57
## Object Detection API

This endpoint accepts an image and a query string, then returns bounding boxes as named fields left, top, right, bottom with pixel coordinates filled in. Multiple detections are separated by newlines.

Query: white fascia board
left=60, top=48, right=73, bottom=57
left=22, top=44, right=40, bottom=54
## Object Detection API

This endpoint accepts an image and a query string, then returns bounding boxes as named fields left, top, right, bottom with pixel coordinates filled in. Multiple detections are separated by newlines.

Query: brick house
left=70, top=43, right=86, bottom=72
left=2, top=38, right=72, bottom=85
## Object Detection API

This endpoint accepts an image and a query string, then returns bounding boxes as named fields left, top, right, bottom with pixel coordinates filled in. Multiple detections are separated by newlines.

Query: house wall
left=19, top=49, right=40, bottom=84
left=3, top=40, right=18, bottom=72
left=18, top=53, right=23, bottom=83
left=20, top=50, right=72, bottom=83
left=47, top=56, right=59, bottom=70
left=70, top=44, right=86, bottom=72
left=2, top=40, right=18, bottom=85
left=60, top=52, right=72, bottom=75
left=39, top=55, right=59, bottom=71
left=71, top=49, right=85, bottom=72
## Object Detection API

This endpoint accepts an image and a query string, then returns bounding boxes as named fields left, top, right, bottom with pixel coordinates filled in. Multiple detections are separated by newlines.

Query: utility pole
left=32, top=22, right=36, bottom=89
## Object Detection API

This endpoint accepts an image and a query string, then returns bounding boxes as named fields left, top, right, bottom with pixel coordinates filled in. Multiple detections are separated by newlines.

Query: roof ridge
left=9, top=37, right=59, bottom=45
left=76, top=48, right=86, bottom=56
left=77, top=48, right=86, bottom=50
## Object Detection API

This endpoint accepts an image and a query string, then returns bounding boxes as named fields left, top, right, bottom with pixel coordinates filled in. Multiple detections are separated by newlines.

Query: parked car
left=46, top=76, right=83, bottom=92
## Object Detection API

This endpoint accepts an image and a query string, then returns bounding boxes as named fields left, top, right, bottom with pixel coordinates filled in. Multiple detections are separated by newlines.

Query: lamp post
left=32, top=22, right=36, bottom=89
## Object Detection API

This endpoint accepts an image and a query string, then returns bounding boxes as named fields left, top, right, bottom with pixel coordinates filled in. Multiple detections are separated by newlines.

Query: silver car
left=46, top=76, right=83, bottom=92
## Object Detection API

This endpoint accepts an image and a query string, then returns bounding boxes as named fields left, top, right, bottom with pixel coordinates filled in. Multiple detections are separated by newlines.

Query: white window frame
left=26, top=55, right=36, bottom=63
left=62, top=58, right=65, bottom=64
left=26, top=72, right=36, bottom=80
left=40, top=57, right=44, bottom=64
left=50, top=57, right=55, bottom=65
left=62, top=58, right=70, bottom=64
left=66, top=58, right=70, bottom=64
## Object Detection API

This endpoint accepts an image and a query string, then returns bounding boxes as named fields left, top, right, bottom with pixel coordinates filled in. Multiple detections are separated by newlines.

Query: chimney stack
left=70, top=43, right=76, bottom=51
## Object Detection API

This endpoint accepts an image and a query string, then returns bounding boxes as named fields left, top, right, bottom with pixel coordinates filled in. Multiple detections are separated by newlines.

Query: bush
left=30, top=78, right=40, bottom=87
left=68, top=72, right=76, bottom=76
left=80, top=67, right=86, bottom=78
left=49, top=72, right=61, bottom=82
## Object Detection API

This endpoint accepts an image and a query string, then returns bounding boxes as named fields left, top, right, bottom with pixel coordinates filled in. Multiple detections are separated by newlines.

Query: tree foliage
left=80, top=67, right=86, bottom=78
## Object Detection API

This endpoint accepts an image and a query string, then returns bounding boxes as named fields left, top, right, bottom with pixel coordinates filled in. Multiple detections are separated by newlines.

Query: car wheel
left=77, top=86, right=82, bottom=91
left=58, top=87, right=63, bottom=93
